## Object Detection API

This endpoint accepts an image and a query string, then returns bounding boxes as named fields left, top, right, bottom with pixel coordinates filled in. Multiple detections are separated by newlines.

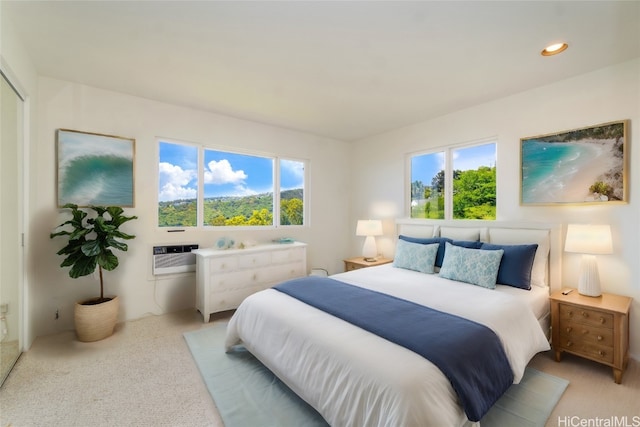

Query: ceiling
left=3, top=1, right=640, bottom=141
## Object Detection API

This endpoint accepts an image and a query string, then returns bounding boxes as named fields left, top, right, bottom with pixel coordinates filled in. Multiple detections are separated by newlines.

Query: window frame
left=157, top=138, right=308, bottom=230
left=407, top=138, right=497, bottom=220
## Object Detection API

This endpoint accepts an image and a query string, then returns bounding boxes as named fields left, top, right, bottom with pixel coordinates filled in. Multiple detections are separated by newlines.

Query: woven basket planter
left=74, top=296, right=119, bottom=342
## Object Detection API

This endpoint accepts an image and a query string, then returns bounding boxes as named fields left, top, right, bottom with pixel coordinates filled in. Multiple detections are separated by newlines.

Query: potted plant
left=50, top=203, right=137, bottom=342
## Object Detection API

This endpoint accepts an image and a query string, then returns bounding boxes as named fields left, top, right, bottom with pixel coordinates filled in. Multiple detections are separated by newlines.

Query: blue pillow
left=439, top=242, right=503, bottom=289
left=480, top=243, right=538, bottom=290
left=393, top=239, right=439, bottom=273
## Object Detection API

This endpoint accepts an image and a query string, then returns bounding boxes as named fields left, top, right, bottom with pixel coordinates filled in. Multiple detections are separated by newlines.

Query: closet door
left=0, top=70, right=24, bottom=385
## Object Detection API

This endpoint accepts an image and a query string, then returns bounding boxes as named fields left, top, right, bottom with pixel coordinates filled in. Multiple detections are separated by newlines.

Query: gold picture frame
left=520, top=120, right=628, bottom=205
left=56, top=129, right=136, bottom=207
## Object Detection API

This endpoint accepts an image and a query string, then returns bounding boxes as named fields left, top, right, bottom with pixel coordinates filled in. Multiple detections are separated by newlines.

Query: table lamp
left=356, top=220, right=383, bottom=262
left=564, top=224, right=613, bottom=297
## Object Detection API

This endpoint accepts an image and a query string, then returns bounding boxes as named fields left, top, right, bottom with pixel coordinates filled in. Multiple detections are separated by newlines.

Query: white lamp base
left=362, top=236, right=378, bottom=261
left=577, top=254, right=602, bottom=297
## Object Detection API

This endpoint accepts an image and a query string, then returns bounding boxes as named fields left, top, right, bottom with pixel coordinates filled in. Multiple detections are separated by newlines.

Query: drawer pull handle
left=566, top=341, right=573, bottom=347
left=599, top=317, right=605, bottom=324
left=566, top=327, right=572, bottom=333
left=598, top=350, right=606, bottom=357
left=597, top=335, right=603, bottom=341
left=568, top=310, right=573, bottom=317
left=581, top=311, right=588, bottom=318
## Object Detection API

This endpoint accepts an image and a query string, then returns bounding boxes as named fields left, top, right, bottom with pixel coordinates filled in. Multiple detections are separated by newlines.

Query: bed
left=225, top=219, right=562, bottom=426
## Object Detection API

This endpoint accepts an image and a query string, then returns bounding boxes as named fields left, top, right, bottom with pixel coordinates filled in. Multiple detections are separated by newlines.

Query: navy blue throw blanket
left=274, top=276, right=514, bottom=422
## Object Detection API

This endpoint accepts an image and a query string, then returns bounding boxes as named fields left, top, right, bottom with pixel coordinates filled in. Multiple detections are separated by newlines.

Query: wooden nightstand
left=550, top=289, right=632, bottom=384
left=343, top=256, right=392, bottom=272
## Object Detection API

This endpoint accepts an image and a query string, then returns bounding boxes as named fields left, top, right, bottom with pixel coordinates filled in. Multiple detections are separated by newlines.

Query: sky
left=411, top=143, right=496, bottom=185
left=158, top=141, right=304, bottom=202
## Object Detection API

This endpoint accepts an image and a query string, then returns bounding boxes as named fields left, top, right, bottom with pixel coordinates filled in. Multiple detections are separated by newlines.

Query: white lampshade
left=565, top=224, right=613, bottom=255
left=356, top=220, right=383, bottom=237
left=356, top=220, right=383, bottom=261
left=565, top=224, right=613, bottom=297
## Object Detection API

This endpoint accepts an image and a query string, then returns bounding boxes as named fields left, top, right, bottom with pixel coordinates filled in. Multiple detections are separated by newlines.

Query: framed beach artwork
left=56, top=129, right=136, bottom=207
left=520, top=120, right=628, bottom=205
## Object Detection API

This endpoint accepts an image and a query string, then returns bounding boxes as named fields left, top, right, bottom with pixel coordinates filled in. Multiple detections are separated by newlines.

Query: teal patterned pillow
left=393, top=240, right=439, bottom=274
left=439, top=242, right=504, bottom=289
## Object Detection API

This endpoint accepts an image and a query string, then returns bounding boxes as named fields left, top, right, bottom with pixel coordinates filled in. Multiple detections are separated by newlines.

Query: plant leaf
left=81, top=240, right=101, bottom=257
left=69, top=256, right=97, bottom=278
left=98, top=250, right=119, bottom=271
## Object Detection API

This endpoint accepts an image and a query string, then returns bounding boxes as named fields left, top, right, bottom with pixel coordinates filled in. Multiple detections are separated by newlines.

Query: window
left=410, top=142, right=496, bottom=220
left=158, top=142, right=198, bottom=227
left=158, top=140, right=306, bottom=228
left=279, top=159, right=305, bottom=226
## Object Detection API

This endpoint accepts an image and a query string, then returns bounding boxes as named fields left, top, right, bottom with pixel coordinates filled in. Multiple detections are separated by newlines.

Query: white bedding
left=225, top=264, right=551, bottom=427
left=495, top=281, right=550, bottom=321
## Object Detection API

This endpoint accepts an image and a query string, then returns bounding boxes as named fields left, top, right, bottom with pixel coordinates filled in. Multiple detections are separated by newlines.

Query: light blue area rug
left=184, top=323, right=568, bottom=427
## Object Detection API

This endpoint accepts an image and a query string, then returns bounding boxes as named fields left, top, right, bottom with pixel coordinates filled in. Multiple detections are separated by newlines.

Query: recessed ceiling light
left=541, top=42, right=568, bottom=56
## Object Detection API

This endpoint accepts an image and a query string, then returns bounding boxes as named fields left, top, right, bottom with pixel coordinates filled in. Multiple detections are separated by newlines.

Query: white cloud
left=158, top=162, right=196, bottom=201
left=232, top=184, right=258, bottom=196
left=204, top=159, right=247, bottom=185
left=159, top=183, right=197, bottom=201
left=281, top=159, right=304, bottom=182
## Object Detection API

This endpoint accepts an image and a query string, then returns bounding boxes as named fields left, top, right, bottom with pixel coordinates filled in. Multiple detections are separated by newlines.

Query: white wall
left=350, top=59, right=640, bottom=359
left=31, top=77, right=351, bottom=337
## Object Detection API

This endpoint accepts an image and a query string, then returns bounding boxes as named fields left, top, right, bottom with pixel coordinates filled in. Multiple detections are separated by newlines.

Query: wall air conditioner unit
left=152, top=244, right=199, bottom=276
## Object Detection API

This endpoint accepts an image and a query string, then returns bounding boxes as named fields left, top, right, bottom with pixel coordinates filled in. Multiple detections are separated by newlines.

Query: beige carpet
left=1, top=309, right=638, bottom=427
left=0, top=309, right=225, bottom=427
left=529, top=351, right=640, bottom=426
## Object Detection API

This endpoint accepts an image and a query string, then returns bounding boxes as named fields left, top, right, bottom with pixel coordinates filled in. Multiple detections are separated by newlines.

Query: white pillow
left=439, top=242, right=503, bottom=289
left=393, top=240, right=439, bottom=274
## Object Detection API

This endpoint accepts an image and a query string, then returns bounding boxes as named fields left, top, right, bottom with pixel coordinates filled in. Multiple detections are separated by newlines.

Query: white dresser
left=193, top=242, right=307, bottom=322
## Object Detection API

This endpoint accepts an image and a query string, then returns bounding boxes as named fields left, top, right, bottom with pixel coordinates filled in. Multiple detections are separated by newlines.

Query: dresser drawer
left=559, top=321, right=613, bottom=347
left=263, top=263, right=306, bottom=285
left=559, top=304, right=613, bottom=329
left=208, top=256, right=238, bottom=272
left=237, top=252, right=270, bottom=269
left=271, top=247, right=305, bottom=264
left=208, top=270, right=255, bottom=292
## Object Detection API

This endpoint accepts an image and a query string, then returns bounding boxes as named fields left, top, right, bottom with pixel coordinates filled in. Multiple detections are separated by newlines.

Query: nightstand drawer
left=559, top=304, right=613, bottom=329
left=345, top=262, right=363, bottom=271
left=559, top=321, right=613, bottom=347
left=560, top=340, right=614, bottom=364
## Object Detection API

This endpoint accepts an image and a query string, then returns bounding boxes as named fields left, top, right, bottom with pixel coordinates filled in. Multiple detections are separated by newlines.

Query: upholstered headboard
left=395, top=219, right=562, bottom=292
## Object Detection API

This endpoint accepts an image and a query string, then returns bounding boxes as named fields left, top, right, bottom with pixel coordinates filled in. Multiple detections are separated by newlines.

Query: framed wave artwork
left=56, top=129, right=136, bottom=207
left=520, top=120, right=628, bottom=205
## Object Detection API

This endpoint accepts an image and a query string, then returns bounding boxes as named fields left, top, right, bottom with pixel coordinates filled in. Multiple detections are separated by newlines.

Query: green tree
left=281, top=198, right=303, bottom=225
left=247, top=209, right=272, bottom=225
left=225, top=215, right=248, bottom=226
left=452, top=166, right=496, bottom=219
